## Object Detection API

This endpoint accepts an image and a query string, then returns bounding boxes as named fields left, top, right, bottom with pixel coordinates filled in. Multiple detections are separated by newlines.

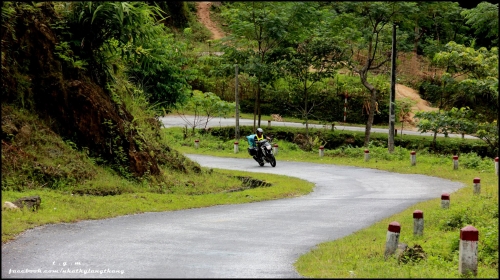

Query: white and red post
left=384, top=221, right=401, bottom=258
left=459, top=225, right=479, bottom=276
left=413, top=210, right=424, bottom=236
left=194, top=139, right=200, bottom=149
left=441, top=193, right=450, bottom=209
left=473, top=178, right=481, bottom=195
left=273, top=144, right=278, bottom=156
left=364, top=149, right=370, bottom=162
left=234, top=141, right=239, bottom=153
left=410, top=151, right=416, bottom=166
left=453, top=155, right=459, bottom=170
left=495, top=157, right=498, bottom=175
left=319, top=146, right=324, bottom=157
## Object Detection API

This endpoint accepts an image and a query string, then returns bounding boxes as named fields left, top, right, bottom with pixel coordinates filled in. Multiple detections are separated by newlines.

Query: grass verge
left=1, top=168, right=314, bottom=243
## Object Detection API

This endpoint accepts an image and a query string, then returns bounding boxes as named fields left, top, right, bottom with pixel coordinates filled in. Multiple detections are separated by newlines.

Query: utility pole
left=235, top=64, right=240, bottom=140
left=388, top=23, right=397, bottom=153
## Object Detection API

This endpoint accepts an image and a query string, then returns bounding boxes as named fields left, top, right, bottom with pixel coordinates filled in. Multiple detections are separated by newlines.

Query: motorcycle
left=248, top=138, right=276, bottom=167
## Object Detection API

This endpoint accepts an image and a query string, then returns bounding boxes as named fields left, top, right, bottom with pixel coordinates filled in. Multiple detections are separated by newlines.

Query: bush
left=206, top=126, right=494, bottom=158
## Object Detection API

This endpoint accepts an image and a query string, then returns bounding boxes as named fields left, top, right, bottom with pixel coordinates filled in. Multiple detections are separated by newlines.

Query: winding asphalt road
left=2, top=155, right=464, bottom=278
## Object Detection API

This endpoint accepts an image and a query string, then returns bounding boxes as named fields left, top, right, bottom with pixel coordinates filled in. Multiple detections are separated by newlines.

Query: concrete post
left=495, top=157, right=498, bottom=175
left=319, top=146, right=324, bottom=157
left=410, top=151, right=416, bottom=166
left=268, top=120, right=271, bottom=128
left=459, top=225, right=478, bottom=276
left=441, top=193, right=450, bottom=209
left=364, top=149, right=370, bottom=162
left=413, top=210, right=424, bottom=236
left=273, top=144, right=278, bottom=156
left=384, top=221, right=401, bottom=258
left=194, top=139, right=199, bottom=149
left=473, top=178, right=480, bottom=195
left=453, top=155, right=459, bottom=170
left=234, top=141, right=239, bottom=153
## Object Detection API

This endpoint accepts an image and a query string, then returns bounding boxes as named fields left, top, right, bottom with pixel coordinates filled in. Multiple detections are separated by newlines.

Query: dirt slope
left=196, top=2, right=224, bottom=40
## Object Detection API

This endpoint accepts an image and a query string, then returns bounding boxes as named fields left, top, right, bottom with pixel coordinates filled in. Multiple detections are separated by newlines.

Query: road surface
left=2, top=155, right=464, bottom=278
left=159, top=115, right=477, bottom=139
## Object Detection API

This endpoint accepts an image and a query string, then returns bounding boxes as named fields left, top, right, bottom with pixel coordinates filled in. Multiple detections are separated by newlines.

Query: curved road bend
left=159, top=115, right=478, bottom=139
left=1, top=155, right=464, bottom=278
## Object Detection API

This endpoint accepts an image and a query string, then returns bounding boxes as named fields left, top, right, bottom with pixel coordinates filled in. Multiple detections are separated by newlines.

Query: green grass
left=1, top=168, right=314, bottom=243
left=162, top=126, right=498, bottom=278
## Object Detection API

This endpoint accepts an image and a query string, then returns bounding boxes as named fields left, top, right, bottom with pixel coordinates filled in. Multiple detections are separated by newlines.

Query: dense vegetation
left=1, top=1, right=498, bottom=277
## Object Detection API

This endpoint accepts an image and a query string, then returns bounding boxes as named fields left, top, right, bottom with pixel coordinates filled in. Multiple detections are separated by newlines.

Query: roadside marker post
left=441, top=193, right=450, bottom=209
left=384, top=221, right=401, bottom=258
left=413, top=210, right=424, bottom=236
left=459, top=225, right=479, bottom=276
left=453, top=155, right=459, bottom=170
left=473, top=178, right=480, bottom=195
left=410, top=151, right=416, bottom=166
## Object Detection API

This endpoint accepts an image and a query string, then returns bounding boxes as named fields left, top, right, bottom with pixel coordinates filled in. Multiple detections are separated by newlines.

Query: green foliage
left=124, top=30, right=191, bottom=113
left=54, top=41, right=87, bottom=70
left=415, top=107, right=498, bottom=155
left=1, top=105, right=98, bottom=192
left=62, top=1, right=164, bottom=86
left=461, top=2, right=499, bottom=47
left=431, top=42, right=498, bottom=119
left=203, top=125, right=494, bottom=158
left=175, top=90, right=236, bottom=133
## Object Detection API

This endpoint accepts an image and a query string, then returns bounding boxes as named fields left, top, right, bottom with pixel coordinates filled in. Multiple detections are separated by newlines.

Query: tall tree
left=278, top=7, right=348, bottom=138
left=335, top=2, right=417, bottom=146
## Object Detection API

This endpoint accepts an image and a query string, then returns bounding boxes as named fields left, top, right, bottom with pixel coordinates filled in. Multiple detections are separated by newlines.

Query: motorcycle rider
left=253, top=128, right=271, bottom=163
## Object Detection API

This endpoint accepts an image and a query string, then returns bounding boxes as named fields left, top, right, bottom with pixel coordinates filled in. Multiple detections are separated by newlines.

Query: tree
left=279, top=35, right=347, bottom=138
left=432, top=41, right=498, bottom=120
left=175, top=90, right=235, bottom=134
left=395, top=98, right=417, bottom=138
left=414, top=110, right=452, bottom=147
left=335, top=2, right=417, bottom=146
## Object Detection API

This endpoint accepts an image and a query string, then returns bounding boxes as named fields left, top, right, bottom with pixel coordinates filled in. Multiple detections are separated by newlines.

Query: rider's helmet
left=256, top=128, right=264, bottom=134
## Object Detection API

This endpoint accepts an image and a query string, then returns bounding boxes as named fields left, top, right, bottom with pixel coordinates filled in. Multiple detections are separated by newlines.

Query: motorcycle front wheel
left=269, top=154, right=276, bottom=167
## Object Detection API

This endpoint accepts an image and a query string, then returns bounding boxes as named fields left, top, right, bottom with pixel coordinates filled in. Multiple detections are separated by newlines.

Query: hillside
left=1, top=2, right=202, bottom=193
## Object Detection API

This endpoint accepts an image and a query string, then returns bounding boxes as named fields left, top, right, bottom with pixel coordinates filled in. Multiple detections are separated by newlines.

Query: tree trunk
left=364, top=88, right=377, bottom=147
left=359, top=72, right=377, bottom=147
